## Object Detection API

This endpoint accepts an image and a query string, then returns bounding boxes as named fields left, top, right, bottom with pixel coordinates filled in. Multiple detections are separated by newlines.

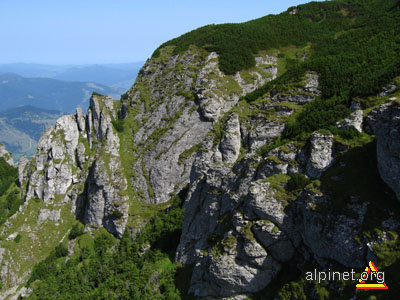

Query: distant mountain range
left=0, top=61, right=144, bottom=159
left=0, top=105, right=63, bottom=161
left=0, top=62, right=143, bottom=90
left=0, top=72, right=119, bottom=112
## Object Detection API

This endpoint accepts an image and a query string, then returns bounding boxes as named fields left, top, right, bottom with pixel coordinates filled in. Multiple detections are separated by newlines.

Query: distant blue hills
left=0, top=105, right=64, bottom=161
left=0, top=61, right=144, bottom=159
left=0, top=72, right=119, bottom=113
left=0, top=62, right=143, bottom=90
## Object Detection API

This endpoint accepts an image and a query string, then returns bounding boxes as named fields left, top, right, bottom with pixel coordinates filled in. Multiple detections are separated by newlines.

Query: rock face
left=338, top=109, right=364, bottom=132
left=174, top=114, right=382, bottom=298
left=0, top=143, right=14, bottom=166
left=123, top=47, right=278, bottom=205
left=271, top=71, right=321, bottom=105
left=20, top=95, right=129, bottom=237
left=37, top=209, right=61, bottom=225
left=306, top=132, right=334, bottom=178
left=368, top=101, right=400, bottom=200
left=296, top=191, right=367, bottom=268
left=174, top=70, right=336, bottom=298
left=219, top=114, right=241, bottom=163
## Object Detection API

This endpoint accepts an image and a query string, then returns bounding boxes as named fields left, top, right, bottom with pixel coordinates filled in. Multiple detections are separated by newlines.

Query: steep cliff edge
left=120, top=46, right=278, bottom=206
left=368, top=99, right=400, bottom=201
left=0, top=144, right=14, bottom=167
left=19, top=95, right=129, bottom=238
left=175, top=92, right=400, bottom=298
left=0, top=94, right=130, bottom=298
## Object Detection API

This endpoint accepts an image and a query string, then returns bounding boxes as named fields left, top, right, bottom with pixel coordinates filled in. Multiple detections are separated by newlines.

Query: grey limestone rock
left=379, top=82, right=397, bottom=97
left=17, top=155, right=28, bottom=192
left=245, top=181, right=286, bottom=225
left=195, top=52, right=237, bottom=122
left=234, top=54, right=278, bottom=95
left=368, top=101, right=400, bottom=200
left=0, top=143, right=14, bottom=166
left=24, top=114, right=79, bottom=204
left=303, top=71, right=321, bottom=95
left=296, top=190, right=367, bottom=268
left=220, top=114, right=241, bottom=163
left=257, top=158, right=288, bottom=178
left=306, top=132, right=334, bottom=178
left=244, top=120, right=285, bottom=152
left=37, top=209, right=61, bottom=225
left=84, top=154, right=129, bottom=238
left=22, top=94, right=129, bottom=237
left=190, top=246, right=280, bottom=298
left=126, top=48, right=274, bottom=205
left=252, top=220, right=295, bottom=263
left=75, top=106, right=87, bottom=137
left=271, top=71, right=321, bottom=105
left=338, top=109, right=363, bottom=132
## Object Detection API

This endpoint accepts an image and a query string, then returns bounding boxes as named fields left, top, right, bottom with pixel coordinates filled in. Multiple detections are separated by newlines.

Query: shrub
left=109, top=210, right=123, bottom=219
left=120, top=93, right=129, bottom=100
left=287, top=174, right=311, bottom=191
left=283, top=97, right=350, bottom=140
left=329, top=126, right=361, bottom=140
left=14, top=233, right=21, bottom=243
left=69, top=223, right=84, bottom=240
left=111, top=119, right=124, bottom=132
left=55, top=244, right=68, bottom=258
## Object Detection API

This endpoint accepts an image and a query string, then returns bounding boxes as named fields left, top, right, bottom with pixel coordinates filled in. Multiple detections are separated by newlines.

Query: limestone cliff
left=368, top=99, right=400, bottom=201
left=0, top=95, right=129, bottom=298
left=121, top=46, right=279, bottom=205
left=0, top=144, right=14, bottom=167
left=19, top=95, right=129, bottom=238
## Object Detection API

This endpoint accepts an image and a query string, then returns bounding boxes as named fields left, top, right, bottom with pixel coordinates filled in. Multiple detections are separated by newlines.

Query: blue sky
left=0, top=0, right=322, bottom=64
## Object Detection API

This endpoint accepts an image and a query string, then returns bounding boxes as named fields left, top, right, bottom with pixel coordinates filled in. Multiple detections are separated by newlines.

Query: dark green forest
left=0, top=158, right=23, bottom=225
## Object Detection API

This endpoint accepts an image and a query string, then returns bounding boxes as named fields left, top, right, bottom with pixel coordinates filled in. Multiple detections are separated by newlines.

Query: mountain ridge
left=0, top=72, right=120, bottom=112
left=0, top=62, right=143, bottom=90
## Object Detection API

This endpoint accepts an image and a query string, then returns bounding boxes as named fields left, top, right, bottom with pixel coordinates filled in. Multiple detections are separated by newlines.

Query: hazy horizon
left=0, top=62, right=145, bottom=67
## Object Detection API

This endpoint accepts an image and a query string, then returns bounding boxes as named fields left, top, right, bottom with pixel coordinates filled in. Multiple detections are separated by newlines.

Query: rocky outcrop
left=20, top=94, right=128, bottom=237
left=84, top=154, right=129, bottom=237
left=125, top=47, right=278, bottom=205
left=271, top=71, right=321, bottom=105
left=175, top=122, right=299, bottom=297
left=37, top=209, right=61, bottom=225
left=306, top=132, right=334, bottom=178
left=379, top=82, right=397, bottom=97
left=0, top=143, right=14, bottom=166
left=219, top=114, right=241, bottom=163
left=173, top=74, right=400, bottom=298
left=173, top=69, right=341, bottom=299
left=368, top=101, right=400, bottom=200
left=242, top=120, right=285, bottom=153
left=175, top=116, right=381, bottom=298
left=296, top=191, right=367, bottom=268
left=23, top=114, right=79, bottom=203
left=338, top=109, right=364, bottom=132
